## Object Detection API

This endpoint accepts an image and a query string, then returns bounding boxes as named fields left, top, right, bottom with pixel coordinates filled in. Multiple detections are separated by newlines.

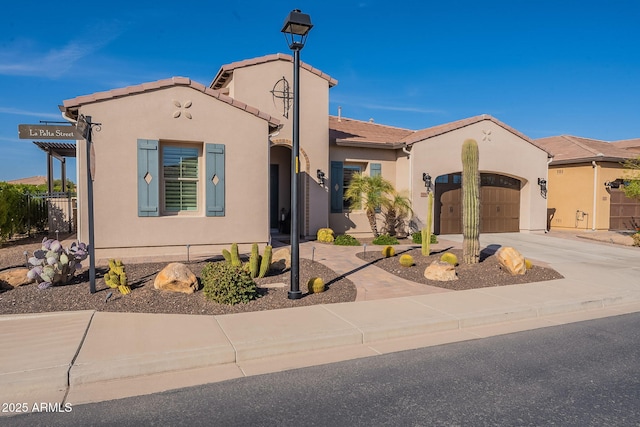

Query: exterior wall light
left=422, top=172, right=432, bottom=190
left=538, top=178, right=547, bottom=198
left=317, top=169, right=325, bottom=186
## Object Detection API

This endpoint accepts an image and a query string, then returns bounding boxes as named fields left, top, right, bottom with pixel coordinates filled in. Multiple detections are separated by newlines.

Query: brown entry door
left=436, top=173, right=521, bottom=234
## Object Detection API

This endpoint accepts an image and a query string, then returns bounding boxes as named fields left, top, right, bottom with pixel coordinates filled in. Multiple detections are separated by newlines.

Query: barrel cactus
left=440, top=252, right=459, bottom=266
left=27, top=238, right=88, bottom=289
left=382, top=245, right=395, bottom=257
left=307, top=277, right=325, bottom=294
left=461, top=138, right=480, bottom=264
left=399, top=254, right=414, bottom=267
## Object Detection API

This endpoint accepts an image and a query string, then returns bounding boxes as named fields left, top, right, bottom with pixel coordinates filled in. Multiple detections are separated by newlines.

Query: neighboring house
left=61, top=53, right=551, bottom=260
left=535, top=135, right=640, bottom=231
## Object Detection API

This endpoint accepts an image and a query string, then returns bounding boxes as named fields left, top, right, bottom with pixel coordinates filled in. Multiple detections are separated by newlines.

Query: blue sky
left=1, top=0, right=639, bottom=182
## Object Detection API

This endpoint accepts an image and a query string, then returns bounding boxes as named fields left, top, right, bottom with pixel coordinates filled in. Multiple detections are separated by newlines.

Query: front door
left=270, top=164, right=279, bottom=229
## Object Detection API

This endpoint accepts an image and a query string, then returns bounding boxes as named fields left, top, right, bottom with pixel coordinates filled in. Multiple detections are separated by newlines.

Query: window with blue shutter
left=137, top=139, right=159, bottom=217
left=330, top=161, right=343, bottom=213
left=205, top=143, right=225, bottom=217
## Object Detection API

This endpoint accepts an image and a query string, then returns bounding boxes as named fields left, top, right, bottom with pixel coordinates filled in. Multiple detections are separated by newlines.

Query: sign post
left=18, top=119, right=99, bottom=294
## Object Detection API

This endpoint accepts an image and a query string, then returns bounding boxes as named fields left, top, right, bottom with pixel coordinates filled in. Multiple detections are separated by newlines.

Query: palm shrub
left=382, top=191, right=413, bottom=237
left=201, top=262, right=259, bottom=305
left=344, top=173, right=394, bottom=237
left=461, top=139, right=480, bottom=264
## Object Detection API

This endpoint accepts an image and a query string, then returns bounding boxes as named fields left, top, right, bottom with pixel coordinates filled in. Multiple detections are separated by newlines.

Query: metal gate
left=609, top=189, right=640, bottom=230
left=29, top=192, right=77, bottom=234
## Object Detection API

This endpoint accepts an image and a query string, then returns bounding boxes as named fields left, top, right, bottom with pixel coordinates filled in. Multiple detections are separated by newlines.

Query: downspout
left=402, top=144, right=412, bottom=200
left=592, top=160, right=597, bottom=231
left=402, top=143, right=413, bottom=235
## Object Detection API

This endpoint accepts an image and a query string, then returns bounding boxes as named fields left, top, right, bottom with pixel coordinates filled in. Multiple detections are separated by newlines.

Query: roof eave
left=335, top=139, right=405, bottom=150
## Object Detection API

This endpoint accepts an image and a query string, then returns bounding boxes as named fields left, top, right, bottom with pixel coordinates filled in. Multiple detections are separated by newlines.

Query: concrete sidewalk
left=1, top=232, right=639, bottom=412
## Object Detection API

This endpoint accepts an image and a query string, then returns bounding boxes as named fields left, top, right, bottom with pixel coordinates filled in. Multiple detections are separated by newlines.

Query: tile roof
left=329, top=114, right=550, bottom=154
left=535, top=135, right=637, bottom=164
left=611, top=138, right=640, bottom=152
left=329, top=116, right=414, bottom=148
left=62, top=77, right=280, bottom=129
left=210, top=53, right=338, bottom=90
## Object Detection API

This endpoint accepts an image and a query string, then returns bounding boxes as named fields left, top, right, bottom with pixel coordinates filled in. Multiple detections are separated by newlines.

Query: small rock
left=153, top=263, right=199, bottom=294
left=0, top=268, right=33, bottom=290
left=424, top=260, right=458, bottom=281
left=270, top=248, right=291, bottom=273
left=495, top=247, right=526, bottom=275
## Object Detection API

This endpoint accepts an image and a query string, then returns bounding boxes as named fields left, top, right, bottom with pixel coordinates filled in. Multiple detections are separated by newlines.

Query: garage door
left=435, top=173, right=521, bottom=234
left=609, top=188, right=640, bottom=230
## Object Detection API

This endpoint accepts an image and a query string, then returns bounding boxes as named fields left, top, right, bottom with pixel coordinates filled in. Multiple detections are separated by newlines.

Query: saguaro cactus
left=421, top=191, right=434, bottom=256
left=461, top=138, right=480, bottom=264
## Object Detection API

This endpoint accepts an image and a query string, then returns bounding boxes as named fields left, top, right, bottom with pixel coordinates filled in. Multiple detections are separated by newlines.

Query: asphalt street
left=5, top=312, right=640, bottom=426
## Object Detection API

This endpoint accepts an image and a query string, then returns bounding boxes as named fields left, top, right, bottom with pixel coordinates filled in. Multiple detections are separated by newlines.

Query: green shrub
left=440, top=252, right=458, bottom=266
left=412, top=232, right=438, bottom=244
left=317, top=228, right=335, bottom=243
left=382, top=246, right=395, bottom=257
left=633, top=232, right=640, bottom=247
left=399, top=254, right=414, bottom=267
left=201, top=262, right=259, bottom=305
left=334, top=234, right=361, bottom=246
left=525, top=258, right=533, bottom=270
left=372, top=234, right=399, bottom=245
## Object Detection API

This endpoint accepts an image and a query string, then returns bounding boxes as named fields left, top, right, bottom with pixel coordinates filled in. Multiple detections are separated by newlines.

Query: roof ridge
left=329, top=115, right=415, bottom=132
left=561, top=135, right=606, bottom=156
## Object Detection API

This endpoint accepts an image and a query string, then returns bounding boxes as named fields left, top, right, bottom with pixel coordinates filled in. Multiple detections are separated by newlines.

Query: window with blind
left=162, top=145, right=199, bottom=212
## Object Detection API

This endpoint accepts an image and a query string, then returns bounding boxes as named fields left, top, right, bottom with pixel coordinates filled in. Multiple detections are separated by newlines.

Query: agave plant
left=27, top=237, right=89, bottom=289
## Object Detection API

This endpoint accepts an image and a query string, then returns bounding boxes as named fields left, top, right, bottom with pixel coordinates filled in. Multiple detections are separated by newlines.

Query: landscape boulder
left=270, top=248, right=291, bottom=273
left=0, top=268, right=33, bottom=290
left=153, top=263, right=199, bottom=294
left=424, top=260, right=458, bottom=281
left=495, top=246, right=526, bottom=275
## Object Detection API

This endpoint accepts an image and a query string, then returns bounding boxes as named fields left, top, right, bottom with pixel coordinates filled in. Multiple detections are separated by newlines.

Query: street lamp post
left=281, top=9, right=313, bottom=300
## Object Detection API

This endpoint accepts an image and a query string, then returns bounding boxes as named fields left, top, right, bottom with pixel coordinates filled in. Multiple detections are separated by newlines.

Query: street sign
left=18, top=124, right=82, bottom=140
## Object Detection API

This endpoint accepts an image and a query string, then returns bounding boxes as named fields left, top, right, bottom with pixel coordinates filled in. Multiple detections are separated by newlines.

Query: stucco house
left=62, top=53, right=552, bottom=260
left=535, top=135, right=640, bottom=231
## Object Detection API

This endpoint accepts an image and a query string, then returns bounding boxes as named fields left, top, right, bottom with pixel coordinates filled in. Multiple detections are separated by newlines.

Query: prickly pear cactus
left=27, top=238, right=88, bottom=289
left=461, top=138, right=480, bottom=264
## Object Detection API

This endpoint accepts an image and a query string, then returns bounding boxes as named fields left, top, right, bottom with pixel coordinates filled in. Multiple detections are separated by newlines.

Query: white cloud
left=0, top=21, right=125, bottom=79
left=0, top=107, right=61, bottom=119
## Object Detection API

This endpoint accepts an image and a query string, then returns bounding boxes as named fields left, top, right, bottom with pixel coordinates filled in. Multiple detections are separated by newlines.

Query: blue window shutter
left=205, top=143, right=225, bottom=217
left=137, top=139, right=159, bottom=217
left=371, top=163, right=382, bottom=212
left=331, top=161, right=343, bottom=213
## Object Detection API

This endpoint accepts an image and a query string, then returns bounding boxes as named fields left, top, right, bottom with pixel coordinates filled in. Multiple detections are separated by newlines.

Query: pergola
left=32, top=141, right=76, bottom=193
